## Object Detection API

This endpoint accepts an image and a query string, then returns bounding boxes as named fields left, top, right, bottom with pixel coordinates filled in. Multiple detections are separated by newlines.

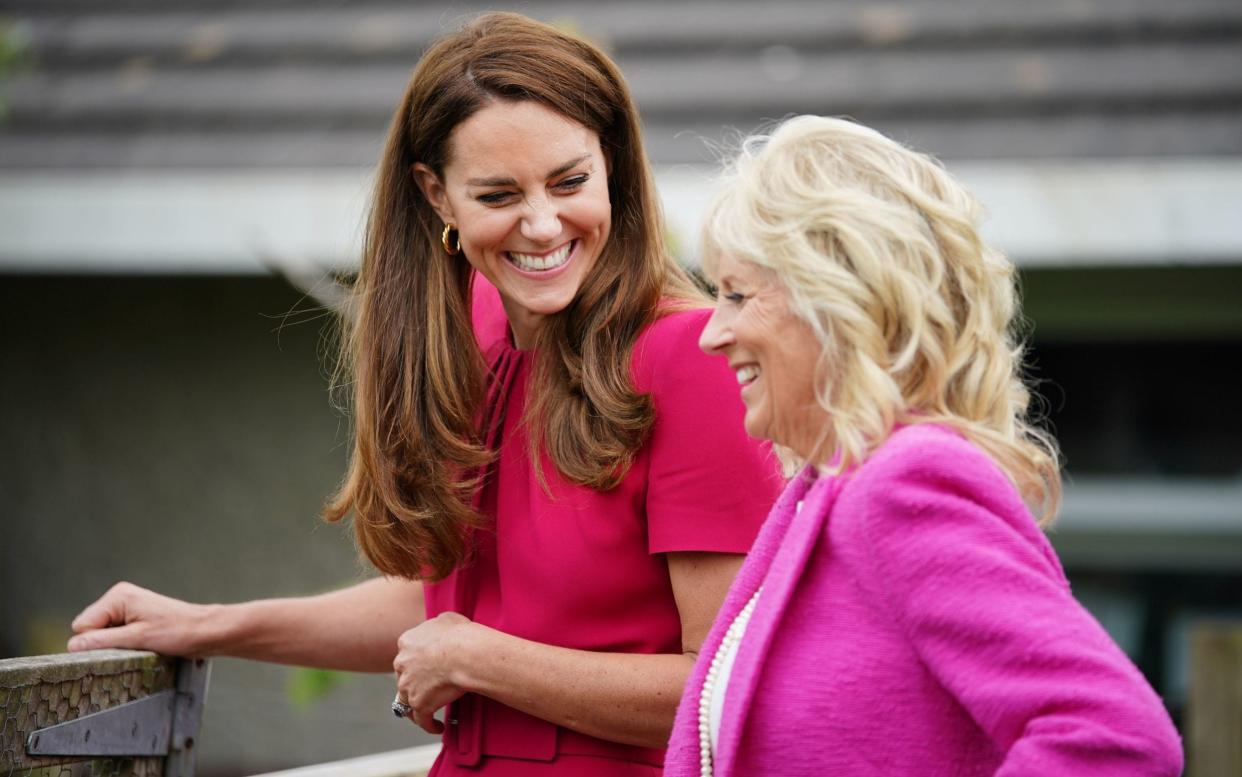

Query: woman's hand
left=68, top=581, right=217, bottom=656
left=390, top=553, right=746, bottom=748
left=393, top=611, right=484, bottom=735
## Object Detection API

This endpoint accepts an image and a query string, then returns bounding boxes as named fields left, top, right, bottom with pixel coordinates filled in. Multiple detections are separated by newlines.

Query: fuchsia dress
left=423, top=277, right=783, bottom=775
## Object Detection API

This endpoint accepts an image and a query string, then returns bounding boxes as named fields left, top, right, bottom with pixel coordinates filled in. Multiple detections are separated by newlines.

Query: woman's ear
left=411, top=163, right=454, bottom=224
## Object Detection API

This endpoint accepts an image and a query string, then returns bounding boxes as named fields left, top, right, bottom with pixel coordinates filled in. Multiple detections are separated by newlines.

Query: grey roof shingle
left=3, top=0, right=1240, bottom=168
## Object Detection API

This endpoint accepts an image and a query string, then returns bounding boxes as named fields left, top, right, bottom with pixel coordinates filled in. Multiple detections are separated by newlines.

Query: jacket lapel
left=714, top=469, right=843, bottom=775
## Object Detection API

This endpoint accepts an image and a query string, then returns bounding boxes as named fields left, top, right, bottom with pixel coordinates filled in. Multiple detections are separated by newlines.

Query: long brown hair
left=324, top=12, right=702, bottom=580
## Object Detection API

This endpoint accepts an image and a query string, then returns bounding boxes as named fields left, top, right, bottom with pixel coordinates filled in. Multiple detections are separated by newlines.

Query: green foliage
left=0, top=18, right=32, bottom=120
left=20, top=615, right=71, bottom=658
left=285, top=666, right=352, bottom=710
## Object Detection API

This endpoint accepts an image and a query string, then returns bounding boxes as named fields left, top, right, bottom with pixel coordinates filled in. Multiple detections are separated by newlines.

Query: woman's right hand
left=68, top=582, right=217, bottom=656
left=66, top=577, right=425, bottom=671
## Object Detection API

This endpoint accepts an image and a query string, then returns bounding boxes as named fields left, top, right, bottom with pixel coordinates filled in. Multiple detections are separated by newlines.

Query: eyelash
left=720, top=291, right=746, bottom=305
left=475, top=174, right=590, bottom=205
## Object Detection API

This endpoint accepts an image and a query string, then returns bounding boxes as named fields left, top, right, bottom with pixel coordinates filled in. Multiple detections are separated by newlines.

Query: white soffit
left=1057, top=478, right=1242, bottom=535
left=1, top=159, right=1240, bottom=274
left=0, top=171, right=372, bottom=275
left=665, top=159, right=1242, bottom=268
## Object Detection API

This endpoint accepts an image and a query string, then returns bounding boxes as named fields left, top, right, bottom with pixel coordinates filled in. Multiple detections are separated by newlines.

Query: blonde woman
left=665, top=116, right=1183, bottom=775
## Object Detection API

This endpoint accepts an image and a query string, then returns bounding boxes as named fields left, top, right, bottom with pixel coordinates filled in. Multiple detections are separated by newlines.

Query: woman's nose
left=699, top=306, right=733, bottom=355
left=520, top=197, right=561, bottom=243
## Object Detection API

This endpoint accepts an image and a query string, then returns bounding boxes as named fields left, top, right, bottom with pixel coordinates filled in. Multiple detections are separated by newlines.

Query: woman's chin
left=742, top=415, right=771, bottom=443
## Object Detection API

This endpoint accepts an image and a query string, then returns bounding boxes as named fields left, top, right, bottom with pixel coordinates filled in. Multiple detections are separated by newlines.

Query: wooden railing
left=0, top=651, right=435, bottom=777
left=12, top=631, right=1239, bottom=777
left=0, top=650, right=208, bottom=777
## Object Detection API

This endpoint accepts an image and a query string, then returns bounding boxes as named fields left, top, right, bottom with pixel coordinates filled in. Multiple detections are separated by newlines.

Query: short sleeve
left=846, top=426, right=1183, bottom=776
left=633, top=308, right=784, bottom=554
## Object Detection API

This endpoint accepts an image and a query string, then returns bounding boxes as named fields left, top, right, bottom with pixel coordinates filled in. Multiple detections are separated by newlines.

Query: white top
left=707, top=606, right=752, bottom=758
left=705, top=499, right=802, bottom=763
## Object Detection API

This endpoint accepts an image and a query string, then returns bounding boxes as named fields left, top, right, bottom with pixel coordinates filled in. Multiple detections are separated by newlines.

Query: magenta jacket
left=666, top=424, right=1183, bottom=776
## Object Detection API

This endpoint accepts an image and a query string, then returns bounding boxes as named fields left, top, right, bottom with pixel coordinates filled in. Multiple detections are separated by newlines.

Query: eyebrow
left=465, top=155, right=592, bottom=188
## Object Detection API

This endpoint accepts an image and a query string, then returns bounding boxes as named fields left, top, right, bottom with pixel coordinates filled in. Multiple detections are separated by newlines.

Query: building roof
left=3, top=0, right=1241, bottom=169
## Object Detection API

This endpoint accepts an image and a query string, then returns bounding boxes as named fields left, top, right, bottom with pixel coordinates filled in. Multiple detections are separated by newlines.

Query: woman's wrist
left=449, top=620, right=502, bottom=693
left=207, top=598, right=295, bottom=661
left=188, top=601, right=231, bottom=657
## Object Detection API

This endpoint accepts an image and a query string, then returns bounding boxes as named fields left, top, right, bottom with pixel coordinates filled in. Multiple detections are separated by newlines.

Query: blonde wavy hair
left=702, top=116, right=1061, bottom=523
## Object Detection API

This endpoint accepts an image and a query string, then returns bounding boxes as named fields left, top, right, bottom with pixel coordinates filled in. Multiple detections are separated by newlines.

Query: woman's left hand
left=393, top=611, right=482, bottom=734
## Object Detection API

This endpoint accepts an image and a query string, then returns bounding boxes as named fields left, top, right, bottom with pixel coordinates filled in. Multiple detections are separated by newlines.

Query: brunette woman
left=69, top=13, right=781, bottom=775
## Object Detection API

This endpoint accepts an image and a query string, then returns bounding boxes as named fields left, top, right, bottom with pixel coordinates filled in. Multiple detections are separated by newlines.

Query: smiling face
left=699, top=253, right=830, bottom=459
left=413, top=99, right=611, bottom=348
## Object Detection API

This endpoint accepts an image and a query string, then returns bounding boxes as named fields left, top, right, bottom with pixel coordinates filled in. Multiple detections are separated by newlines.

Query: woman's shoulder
left=630, top=305, right=715, bottom=390
left=836, top=423, right=1059, bottom=575
left=632, top=304, right=710, bottom=361
left=868, top=423, right=980, bottom=469
left=844, top=423, right=1020, bottom=513
left=639, top=304, right=711, bottom=343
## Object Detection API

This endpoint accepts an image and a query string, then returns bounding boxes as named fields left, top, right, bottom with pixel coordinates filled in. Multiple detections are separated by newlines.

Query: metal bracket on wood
left=25, top=657, right=211, bottom=776
left=27, top=690, right=175, bottom=756
left=167, top=657, right=211, bottom=777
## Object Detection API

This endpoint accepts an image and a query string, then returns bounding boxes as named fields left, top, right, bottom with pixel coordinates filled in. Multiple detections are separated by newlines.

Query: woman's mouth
left=506, top=240, right=575, bottom=272
left=735, top=365, right=760, bottom=386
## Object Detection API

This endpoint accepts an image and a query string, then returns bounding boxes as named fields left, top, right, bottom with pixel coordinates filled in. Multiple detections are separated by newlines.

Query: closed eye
left=476, top=191, right=514, bottom=205
left=555, top=174, right=589, bottom=192
left=476, top=174, right=587, bottom=205
left=722, top=291, right=746, bottom=304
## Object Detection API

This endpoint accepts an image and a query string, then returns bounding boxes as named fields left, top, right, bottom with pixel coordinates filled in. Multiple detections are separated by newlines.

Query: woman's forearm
left=391, top=554, right=741, bottom=743
left=212, top=577, right=426, bottom=672
left=457, top=624, right=693, bottom=748
left=69, top=577, right=425, bottom=673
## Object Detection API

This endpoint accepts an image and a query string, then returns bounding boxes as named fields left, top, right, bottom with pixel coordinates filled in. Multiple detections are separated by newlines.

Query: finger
left=414, top=708, right=445, bottom=735
left=71, top=582, right=145, bottom=633
left=67, top=622, right=145, bottom=652
left=71, top=597, right=127, bottom=634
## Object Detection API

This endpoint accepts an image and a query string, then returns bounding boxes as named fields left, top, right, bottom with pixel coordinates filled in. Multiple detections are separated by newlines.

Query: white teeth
left=509, top=242, right=573, bottom=271
left=736, top=365, right=760, bottom=385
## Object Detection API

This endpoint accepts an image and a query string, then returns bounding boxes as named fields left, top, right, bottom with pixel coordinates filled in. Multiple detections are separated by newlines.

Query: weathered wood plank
left=1189, top=623, right=1242, bottom=777
left=0, top=650, right=173, bottom=775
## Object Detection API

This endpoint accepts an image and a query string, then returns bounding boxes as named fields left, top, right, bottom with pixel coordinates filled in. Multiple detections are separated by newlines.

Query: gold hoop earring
left=441, top=223, right=460, bottom=256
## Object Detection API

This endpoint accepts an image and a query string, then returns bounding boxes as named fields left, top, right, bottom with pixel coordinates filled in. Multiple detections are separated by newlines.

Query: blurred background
left=2, top=0, right=1240, bottom=774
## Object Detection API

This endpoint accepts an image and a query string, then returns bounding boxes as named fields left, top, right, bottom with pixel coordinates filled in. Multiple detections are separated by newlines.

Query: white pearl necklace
left=697, top=586, right=763, bottom=776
